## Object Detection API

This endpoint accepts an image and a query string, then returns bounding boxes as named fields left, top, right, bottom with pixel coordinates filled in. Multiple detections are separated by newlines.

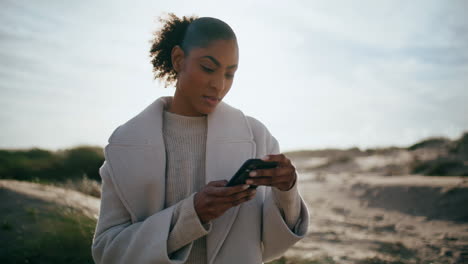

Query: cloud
left=1, top=0, right=467, bottom=150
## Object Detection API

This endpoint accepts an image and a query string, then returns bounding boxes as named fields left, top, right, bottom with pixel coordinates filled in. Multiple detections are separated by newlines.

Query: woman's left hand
left=246, top=154, right=297, bottom=191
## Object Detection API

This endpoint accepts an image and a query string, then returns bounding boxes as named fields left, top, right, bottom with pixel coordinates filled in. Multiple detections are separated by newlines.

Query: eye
left=225, top=73, right=235, bottom=79
left=201, top=65, right=214, bottom=73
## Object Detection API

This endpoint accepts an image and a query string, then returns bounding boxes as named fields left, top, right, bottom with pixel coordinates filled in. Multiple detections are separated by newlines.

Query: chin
left=198, top=105, right=216, bottom=115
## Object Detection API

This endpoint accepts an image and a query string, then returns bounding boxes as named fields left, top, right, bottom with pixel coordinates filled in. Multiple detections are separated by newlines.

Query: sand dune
left=0, top=180, right=100, bottom=219
left=283, top=141, right=468, bottom=264
left=283, top=172, right=468, bottom=263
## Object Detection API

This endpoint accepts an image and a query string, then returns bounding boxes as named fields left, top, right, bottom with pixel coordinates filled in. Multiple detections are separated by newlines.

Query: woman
left=92, top=14, right=309, bottom=264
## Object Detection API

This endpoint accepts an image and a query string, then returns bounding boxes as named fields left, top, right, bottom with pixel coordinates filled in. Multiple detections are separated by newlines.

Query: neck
left=168, top=89, right=206, bottom=117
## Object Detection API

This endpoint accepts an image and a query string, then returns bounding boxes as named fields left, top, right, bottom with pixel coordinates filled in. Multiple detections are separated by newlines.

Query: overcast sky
left=1, top=0, right=467, bottom=152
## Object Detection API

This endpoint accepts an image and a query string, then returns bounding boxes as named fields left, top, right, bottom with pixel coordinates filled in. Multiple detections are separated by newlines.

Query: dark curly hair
left=149, top=13, right=237, bottom=87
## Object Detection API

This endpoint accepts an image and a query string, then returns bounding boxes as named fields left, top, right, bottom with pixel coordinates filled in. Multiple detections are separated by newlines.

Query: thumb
left=208, top=180, right=228, bottom=187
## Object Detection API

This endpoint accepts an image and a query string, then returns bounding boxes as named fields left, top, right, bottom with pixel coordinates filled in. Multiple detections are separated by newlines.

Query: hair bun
left=149, top=13, right=198, bottom=87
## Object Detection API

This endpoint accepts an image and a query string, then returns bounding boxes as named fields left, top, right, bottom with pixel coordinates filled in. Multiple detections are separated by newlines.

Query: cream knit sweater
left=162, top=109, right=301, bottom=263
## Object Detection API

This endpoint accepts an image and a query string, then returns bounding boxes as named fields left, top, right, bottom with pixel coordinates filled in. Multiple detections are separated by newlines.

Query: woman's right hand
left=194, top=180, right=256, bottom=224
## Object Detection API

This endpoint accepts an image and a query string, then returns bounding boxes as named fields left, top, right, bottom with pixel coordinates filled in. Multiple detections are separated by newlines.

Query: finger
left=228, top=189, right=257, bottom=206
left=207, top=184, right=250, bottom=197
left=223, top=183, right=255, bottom=196
left=231, top=188, right=256, bottom=201
left=246, top=176, right=273, bottom=186
left=263, top=154, right=291, bottom=167
left=217, top=188, right=255, bottom=204
left=246, top=175, right=291, bottom=186
left=249, top=166, right=294, bottom=178
left=208, top=180, right=228, bottom=187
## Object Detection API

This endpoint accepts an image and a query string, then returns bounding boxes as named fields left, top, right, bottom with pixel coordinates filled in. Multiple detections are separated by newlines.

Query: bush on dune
left=407, top=137, right=451, bottom=151
left=411, top=157, right=468, bottom=176
left=59, top=146, right=103, bottom=181
left=0, top=146, right=104, bottom=183
left=452, top=132, right=468, bottom=159
left=408, top=132, right=468, bottom=177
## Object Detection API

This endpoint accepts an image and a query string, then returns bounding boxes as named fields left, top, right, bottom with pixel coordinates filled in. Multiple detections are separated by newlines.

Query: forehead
left=188, top=39, right=239, bottom=65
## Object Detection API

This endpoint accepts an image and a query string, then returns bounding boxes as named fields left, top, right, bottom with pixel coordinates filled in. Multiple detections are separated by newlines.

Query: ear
left=171, top=45, right=185, bottom=73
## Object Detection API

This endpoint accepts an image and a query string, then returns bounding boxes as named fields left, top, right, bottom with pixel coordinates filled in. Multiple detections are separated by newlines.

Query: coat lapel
left=104, top=97, right=167, bottom=222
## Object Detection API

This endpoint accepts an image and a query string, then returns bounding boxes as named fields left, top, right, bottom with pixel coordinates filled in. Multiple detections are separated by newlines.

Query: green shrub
left=407, top=137, right=450, bottom=151
left=0, top=146, right=104, bottom=183
left=452, top=132, right=468, bottom=159
left=411, top=157, right=468, bottom=176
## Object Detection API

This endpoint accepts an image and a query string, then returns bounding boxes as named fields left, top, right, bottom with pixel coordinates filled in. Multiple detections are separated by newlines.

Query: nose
left=210, top=75, right=225, bottom=93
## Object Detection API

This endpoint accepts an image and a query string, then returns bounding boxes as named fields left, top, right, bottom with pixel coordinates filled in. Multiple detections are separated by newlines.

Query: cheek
left=182, top=67, right=207, bottom=92
left=222, top=81, right=234, bottom=95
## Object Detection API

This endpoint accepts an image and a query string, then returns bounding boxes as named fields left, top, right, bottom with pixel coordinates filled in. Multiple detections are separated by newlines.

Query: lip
left=202, top=95, right=220, bottom=106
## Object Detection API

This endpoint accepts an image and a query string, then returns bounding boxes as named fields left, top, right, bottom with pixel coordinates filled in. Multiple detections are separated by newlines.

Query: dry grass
left=52, top=175, right=101, bottom=198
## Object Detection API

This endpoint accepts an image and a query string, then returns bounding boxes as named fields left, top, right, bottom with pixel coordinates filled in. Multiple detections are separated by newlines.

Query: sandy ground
left=0, top=180, right=100, bottom=219
left=1, top=150, right=468, bottom=263
left=285, top=171, right=468, bottom=263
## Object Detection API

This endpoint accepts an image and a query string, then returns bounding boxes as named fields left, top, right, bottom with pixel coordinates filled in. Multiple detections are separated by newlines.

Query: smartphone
left=226, top=158, right=279, bottom=188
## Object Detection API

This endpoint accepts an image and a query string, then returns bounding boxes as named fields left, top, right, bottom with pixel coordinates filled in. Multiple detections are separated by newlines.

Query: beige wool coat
left=92, top=96, right=309, bottom=264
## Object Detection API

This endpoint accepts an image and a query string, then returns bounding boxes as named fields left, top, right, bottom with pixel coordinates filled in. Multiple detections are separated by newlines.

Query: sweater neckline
left=163, top=109, right=207, bottom=120
left=163, top=109, right=207, bottom=135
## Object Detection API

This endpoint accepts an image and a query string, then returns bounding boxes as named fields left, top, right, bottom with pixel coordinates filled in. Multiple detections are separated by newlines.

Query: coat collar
left=105, top=96, right=256, bottom=263
left=108, top=96, right=254, bottom=145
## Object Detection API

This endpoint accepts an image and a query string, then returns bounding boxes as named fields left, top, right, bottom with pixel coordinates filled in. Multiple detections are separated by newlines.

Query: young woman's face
left=172, top=39, right=239, bottom=116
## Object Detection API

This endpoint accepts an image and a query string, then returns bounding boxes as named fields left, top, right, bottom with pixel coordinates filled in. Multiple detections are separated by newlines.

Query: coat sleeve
left=271, top=178, right=301, bottom=230
left=261, top=134, right=310, bottom=262
left=91, top=161, right=202, bottom=264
